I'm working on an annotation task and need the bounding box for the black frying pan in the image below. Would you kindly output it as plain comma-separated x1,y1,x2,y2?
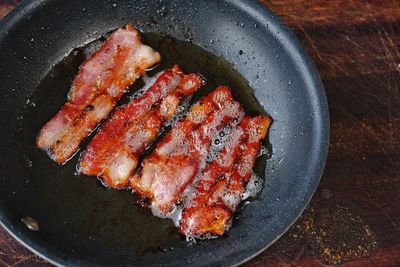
0,0,329,266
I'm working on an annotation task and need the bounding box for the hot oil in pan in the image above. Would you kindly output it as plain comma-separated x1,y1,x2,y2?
21,32,270,256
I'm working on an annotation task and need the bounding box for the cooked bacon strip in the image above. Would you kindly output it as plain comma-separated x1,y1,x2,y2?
37,24,160,164
130,86,244,214
179,117,248,237
79,65,203,188
69,24,160,107
179,115,272,237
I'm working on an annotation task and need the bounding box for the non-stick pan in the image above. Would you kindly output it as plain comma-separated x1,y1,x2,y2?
0,0,329,266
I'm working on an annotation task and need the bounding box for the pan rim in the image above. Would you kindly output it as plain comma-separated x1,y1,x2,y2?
226,1,329,265
0,0,330,266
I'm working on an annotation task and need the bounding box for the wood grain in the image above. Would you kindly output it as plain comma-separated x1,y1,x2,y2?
1,0,400,266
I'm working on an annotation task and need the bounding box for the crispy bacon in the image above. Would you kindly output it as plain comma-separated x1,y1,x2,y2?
79,65,203,188
130,86,244,214
179,115,272,237
37,24,160,164
129,86,233,195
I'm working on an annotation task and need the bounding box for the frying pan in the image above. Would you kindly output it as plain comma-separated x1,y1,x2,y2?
0,0,329,266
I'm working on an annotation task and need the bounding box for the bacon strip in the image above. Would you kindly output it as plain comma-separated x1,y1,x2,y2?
130,86,244,214
79,65,203,189
69,24,160,107
50,95,114,163
179,115,272,238
37,24,160,164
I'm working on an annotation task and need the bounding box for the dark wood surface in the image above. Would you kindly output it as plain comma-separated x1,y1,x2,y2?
1,0,400,266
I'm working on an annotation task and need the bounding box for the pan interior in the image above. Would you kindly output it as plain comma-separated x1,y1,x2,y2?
19,31,269,262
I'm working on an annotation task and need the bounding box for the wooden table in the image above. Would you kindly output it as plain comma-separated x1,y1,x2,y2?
1,0,399,266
